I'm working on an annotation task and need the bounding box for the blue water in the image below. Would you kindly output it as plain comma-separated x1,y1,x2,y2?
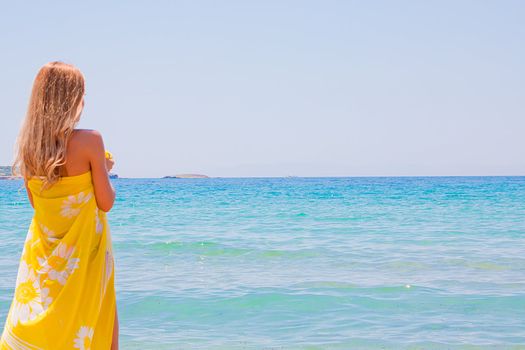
1,177,524,349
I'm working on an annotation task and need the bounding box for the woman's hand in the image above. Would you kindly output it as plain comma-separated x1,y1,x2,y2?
105,151,115,173
106,157,115,172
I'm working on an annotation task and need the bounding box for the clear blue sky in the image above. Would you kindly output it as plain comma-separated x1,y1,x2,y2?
1,1,524,177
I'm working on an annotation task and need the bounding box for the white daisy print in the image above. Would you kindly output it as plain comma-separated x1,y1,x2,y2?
39,223,55,237
39,223,60,244
24,225,34,244
101,250,113,297
60,192,92,218
95,208,103,234
10,261,46,326
40,286,53,310
37,243,80,285
105,250,114,285
73,326,94,350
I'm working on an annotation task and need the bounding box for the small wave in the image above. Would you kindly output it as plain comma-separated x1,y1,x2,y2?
141,240,321,259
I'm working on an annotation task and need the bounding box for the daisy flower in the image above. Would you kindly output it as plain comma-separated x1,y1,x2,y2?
39,223,56,237
73,326,94,350
38,243,80,285
10,261,46,326
95,208,104,234
60,192,92,218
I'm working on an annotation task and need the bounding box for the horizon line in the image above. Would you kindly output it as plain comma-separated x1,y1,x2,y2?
117,174,525,179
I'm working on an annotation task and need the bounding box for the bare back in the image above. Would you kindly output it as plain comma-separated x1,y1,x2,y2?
58,130,92,177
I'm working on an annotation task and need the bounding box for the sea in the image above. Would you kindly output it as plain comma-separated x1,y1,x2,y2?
1,177,524,349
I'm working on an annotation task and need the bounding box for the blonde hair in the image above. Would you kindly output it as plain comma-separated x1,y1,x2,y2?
13,61,85,190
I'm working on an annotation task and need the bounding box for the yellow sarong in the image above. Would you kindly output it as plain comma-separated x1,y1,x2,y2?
0,171,116,349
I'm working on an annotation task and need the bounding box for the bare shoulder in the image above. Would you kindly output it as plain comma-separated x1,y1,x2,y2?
71,129,105,155
72,129,103,142
60,129,104,176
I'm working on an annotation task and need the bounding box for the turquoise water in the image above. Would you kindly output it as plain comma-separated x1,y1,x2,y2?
1,177,524,349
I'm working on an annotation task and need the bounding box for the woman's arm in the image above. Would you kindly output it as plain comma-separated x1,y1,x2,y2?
85,130,116,212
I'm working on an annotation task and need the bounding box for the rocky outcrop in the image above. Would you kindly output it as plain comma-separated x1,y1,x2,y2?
0,166,17,179
163,174,209,179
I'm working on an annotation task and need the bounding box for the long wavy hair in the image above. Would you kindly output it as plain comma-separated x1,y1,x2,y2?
13,62,85,190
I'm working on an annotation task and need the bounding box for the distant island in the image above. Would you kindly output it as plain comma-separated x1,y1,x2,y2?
163,174,209,179
0,166,17,180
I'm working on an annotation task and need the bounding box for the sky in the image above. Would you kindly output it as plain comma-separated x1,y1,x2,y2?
0,0,524,178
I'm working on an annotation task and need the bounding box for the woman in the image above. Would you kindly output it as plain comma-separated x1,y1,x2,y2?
0,62,119,349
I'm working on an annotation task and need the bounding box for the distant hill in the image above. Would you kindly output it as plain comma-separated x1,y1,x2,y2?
0,166,12,176
163,174,209,179
0,166,16,179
